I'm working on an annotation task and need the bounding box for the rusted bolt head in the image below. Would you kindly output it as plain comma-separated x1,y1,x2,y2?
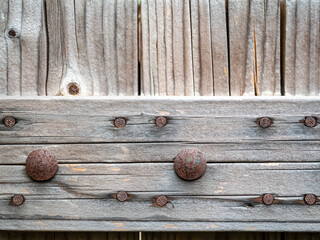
155,116,167,127
116,191,128,202
114,118,126,128
10,194,25,206
3,116,16,127
262,193,274,205
305,117,317,128
174,149,207,181
155,196,168,207
259,117,271,128
304,194,317,205
26,149,58,181
8,29,17,38
68,83,80,95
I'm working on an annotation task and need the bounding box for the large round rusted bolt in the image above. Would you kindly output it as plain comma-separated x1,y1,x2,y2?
259,117,272,128
155,116,167,127
116,191,128,202
174,149,207,181
262,193,274,205
155,196,168,207
305,117,317,128
68,83,80,95
10,194,25,206
26,149,58,181
304,194,317,205
114,118,126,128
3,116,16,128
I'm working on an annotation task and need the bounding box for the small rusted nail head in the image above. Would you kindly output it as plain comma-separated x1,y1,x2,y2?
174,149,207,181
155,116,167,127
116,191,128,202
3,116,16,127
156,196,168,207
259,117,271,128
304,194,317,205
8,29,17,37
68,83,80,95
26,149,58,181
114,118,126,128
305,116,317,128
262,193,274,205
10,194,25,206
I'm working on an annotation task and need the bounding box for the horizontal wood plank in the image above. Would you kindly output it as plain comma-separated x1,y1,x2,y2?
1,97,320,144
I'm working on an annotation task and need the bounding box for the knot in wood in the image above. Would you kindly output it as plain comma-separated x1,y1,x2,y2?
305,117,317,128
10,194,25,206
155,196,168,207
116,191,128,202
259,117,271,128
155,116,167,127
114,118,126,128
262,193,274,205
3,116,16,128
304,194,317,205
174,149,207,181
68,83,80,95
26,149,58,181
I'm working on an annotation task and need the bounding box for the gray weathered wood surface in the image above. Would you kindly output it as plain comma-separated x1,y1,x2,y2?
1,97,320,232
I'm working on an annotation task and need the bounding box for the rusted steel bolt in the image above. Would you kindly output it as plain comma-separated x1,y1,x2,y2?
259,117,272,128
116,191,128,202
155,196,168,207
3,116,16,127
26,149,58,181
304,117,317,128
68,83,80,95
114,118,126,128
304,194,317,205
10,194,25,206
262,193,274,205
174,149,207,181
155,116,167,127
8,29,17,38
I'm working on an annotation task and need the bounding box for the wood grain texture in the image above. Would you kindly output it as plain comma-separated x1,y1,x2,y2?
283,0,320,96
0,0,138,97
1,97,320,144
141,0,228,96
228,0,281,96
46,0,138,96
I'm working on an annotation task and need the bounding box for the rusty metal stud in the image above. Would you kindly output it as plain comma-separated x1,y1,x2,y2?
155,116,167,127
10,194,25,206
262,193,274,205
305,116,317,128
8,29,17,38
68,83,80,95
174,149,207,181
304,194,317,205
26,149,58,181
114,118,126,128
3,116,16,128
116,191,128,202
259,117,271,128
155,196,168,207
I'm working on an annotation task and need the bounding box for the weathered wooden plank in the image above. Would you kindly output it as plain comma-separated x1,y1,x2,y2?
0,0,8,96
1,162,320,198
1,97,320,144
228,0,281,96
46,0,138,96
141,0,228,96
2,140,320,165
284,0,320,96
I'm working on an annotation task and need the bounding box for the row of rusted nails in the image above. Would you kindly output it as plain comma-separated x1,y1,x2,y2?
9,193,318,207
2,116,319,128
